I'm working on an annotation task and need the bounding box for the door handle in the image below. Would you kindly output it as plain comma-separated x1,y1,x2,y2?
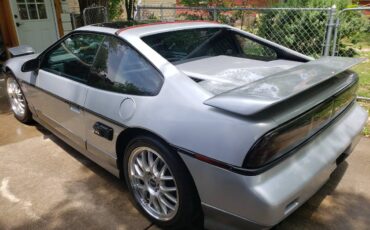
93,122,113,140
16,22,23,27
69,104,80,114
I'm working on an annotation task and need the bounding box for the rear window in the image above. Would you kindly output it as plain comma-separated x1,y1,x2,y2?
142,28,277,63
141,28,222,63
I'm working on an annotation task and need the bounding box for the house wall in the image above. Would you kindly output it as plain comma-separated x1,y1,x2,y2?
58,0,80,34
66,0,80,13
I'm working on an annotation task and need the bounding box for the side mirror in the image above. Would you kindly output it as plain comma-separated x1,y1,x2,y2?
21,58,40,72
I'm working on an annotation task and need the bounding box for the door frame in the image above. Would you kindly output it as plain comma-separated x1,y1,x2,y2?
0,0,19,55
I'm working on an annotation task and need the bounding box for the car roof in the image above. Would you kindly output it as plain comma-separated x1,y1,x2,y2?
76,21,228,39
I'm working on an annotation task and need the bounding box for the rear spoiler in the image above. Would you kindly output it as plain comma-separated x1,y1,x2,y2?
204,57,364,116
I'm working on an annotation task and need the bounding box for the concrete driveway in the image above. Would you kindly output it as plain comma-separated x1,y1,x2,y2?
0,77,370,230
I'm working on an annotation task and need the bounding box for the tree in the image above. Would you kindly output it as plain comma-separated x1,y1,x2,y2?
124,0,136,20
108,0,123,20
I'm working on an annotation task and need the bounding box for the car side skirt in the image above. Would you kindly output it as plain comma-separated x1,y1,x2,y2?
33,114,120,177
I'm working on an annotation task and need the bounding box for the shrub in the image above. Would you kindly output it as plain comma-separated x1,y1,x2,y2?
256,0,368,57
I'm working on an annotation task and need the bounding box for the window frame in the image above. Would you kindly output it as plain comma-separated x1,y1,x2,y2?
38,30,164,96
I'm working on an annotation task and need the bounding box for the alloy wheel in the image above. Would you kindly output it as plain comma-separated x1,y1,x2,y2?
128,146,179,221
7,78,26,117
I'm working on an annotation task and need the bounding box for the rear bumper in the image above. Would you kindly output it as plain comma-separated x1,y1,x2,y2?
180,103,368,229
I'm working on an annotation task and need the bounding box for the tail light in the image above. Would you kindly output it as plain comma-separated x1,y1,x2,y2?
243,82,357,169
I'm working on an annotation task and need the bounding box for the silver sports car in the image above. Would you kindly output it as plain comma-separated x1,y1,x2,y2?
4,21,368,229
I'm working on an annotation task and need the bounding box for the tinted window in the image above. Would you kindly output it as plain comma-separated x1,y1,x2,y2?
89,36,163,96
41,33,104,82
142,28,222,62
234,34,277,60
142,28,278,63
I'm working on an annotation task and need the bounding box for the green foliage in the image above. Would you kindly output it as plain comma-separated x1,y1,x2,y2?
358,101,370,137
108,0,122,20
257,10,328,57
257,0,368,57
337,11,369,56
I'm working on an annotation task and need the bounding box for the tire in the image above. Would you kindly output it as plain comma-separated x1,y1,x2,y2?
5,73,32,123
123,135,203,229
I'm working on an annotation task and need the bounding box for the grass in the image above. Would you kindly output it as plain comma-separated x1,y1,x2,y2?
358,101,370,137
356,58,370,137
351,50,370,98
342,32,370,136
344,32,370,98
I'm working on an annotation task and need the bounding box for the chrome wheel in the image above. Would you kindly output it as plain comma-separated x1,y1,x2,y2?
7,77,26,117
128,147,179,221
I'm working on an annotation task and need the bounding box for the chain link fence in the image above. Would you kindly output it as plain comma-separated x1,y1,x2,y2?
136,5,332,57
83,6,108,26
332,7,370,57
135,4,369,101
136,5,369,58
70,13,84,30
70,6,108,30
67,4,368,57
67,4,369,59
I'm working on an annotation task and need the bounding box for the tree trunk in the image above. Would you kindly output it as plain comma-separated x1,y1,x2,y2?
125,0,135,20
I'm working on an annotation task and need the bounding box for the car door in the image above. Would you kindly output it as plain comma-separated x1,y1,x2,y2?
83,36,164,174
28,33,105,150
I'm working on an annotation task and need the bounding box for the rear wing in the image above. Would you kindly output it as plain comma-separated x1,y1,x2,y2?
204,57,364,116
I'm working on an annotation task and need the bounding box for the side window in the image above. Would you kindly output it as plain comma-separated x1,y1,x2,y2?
234,34,277,61
89,36,163,96
41,33,105,83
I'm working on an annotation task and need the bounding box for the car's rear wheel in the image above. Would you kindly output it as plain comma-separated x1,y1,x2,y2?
6,74,32,123
123,136,202,229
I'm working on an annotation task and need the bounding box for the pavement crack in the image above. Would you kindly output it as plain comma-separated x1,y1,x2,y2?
144,223,154,230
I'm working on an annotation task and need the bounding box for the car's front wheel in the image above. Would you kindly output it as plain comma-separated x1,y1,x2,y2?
6,73,32,123
123,136,202,229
